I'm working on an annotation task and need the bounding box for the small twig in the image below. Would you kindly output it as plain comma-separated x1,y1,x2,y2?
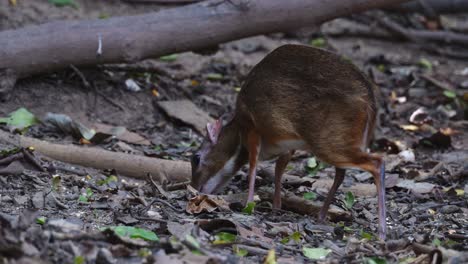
100,64,172,77
0,152,23,165
419,74,456,91
371,11,468,45
22,149,47,172
70,64,127,113
130,191,148,207
147,173,172,198
414,161,444,182
256,205,294,214
238,237,302,253
92,82,128,113
130,209,168,223
70,64,91,89
145,197,185,213
163,180,191,191
131,215,169,223
50,193,69,209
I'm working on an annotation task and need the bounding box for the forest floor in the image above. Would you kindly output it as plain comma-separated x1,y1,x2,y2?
0,1,467,263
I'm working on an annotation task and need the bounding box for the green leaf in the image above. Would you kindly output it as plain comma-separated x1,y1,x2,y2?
86,187,93,197
366,257,387,264
97,175,118,186
242,201,256,215
48,0,77,7
153,145,163,151
159,54,178,62
206,73,224,81
281,231,302,244
74,256,85,264
418,58,432,70
344,191,355,209
359,229,374,240
213,232,237,245
305,158,327,176
138,248,151,257
290,231,301,242
36,217,46,225
78,195,88,203
0,108,38,131
78,187,93,202
310,37,326,48
302,247,331,260
234,87,241,92
303,192,317,200
0,147,20,156
432,238,441,246
103,226,159,241
233,245,248,257
443,90,457,98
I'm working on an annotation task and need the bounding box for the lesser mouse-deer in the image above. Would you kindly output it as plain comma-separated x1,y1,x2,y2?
190,44,386,239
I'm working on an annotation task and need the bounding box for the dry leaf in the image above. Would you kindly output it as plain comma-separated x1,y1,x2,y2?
186,194,230,214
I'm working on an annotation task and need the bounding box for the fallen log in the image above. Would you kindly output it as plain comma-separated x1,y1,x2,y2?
0,130,191,183
392,0,468,14
0,0,410,79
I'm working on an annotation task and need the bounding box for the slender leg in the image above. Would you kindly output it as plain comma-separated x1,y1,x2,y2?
246,131,261,203
372,159,386,240
318,167,346,222
354,156,387,240
273,150,294,209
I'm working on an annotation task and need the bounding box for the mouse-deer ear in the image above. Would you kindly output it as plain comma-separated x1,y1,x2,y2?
206,119,222,144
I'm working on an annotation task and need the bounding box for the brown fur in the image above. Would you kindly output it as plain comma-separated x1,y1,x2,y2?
234,44,377,159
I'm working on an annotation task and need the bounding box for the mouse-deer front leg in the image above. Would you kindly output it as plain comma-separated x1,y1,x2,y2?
273,150,295,209
319,167,346,221
246,130,261,203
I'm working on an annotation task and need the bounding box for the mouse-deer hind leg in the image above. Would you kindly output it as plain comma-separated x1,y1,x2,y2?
333,153,386,240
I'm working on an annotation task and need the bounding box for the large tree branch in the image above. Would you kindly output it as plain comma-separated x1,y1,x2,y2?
0,130,190,183
0,0,410,78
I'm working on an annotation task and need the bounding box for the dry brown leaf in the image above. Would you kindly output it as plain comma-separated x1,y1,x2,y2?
186,194,230,214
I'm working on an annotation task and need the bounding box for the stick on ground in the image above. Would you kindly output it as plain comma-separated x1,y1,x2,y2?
0,130,190,183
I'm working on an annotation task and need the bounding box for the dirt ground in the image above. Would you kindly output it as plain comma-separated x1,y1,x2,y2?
0,1,467,264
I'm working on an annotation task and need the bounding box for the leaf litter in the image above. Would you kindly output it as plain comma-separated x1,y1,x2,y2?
0,5,467,264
